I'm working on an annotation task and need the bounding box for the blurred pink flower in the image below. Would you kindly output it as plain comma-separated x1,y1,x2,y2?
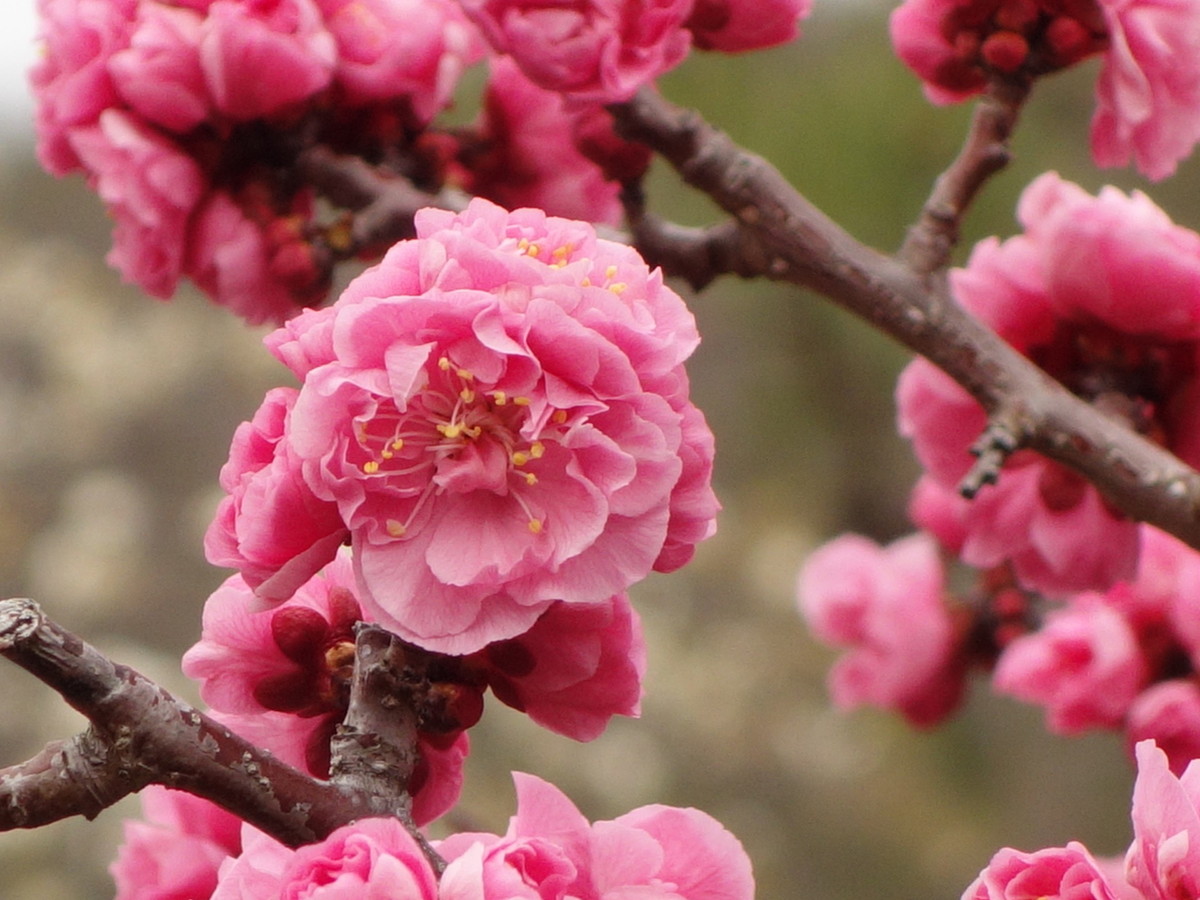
204,386,349,601
457,0,695,103
963,842,1124,900
1126,739,1200,900
212,817,438,899
109,3,210,133
30,0,137,174
889,0,1200,179
463,56,629,226
1127,681,1200,777
687,0,810,52
898,172,1200,595
993,597,1149,732
797,532,965,727
198,0,336,120
67,109,205,298
111,786,242,900
225,198,716,653
317,0,485,122
438,773,755,899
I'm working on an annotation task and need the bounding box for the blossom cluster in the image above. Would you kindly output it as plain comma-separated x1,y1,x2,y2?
889,0,1200,179
962,740,1200,900
32,0,811,324
799,173,1200,775
111,775,755,899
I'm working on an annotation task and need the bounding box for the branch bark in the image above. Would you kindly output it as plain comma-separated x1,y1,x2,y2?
609,88,1200,548
0,598,410,847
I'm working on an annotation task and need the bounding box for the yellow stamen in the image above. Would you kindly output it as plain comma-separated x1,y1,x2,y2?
581,277,591,287
512,451,529,467
492,391,507,405
460,388,476,403
530,442,545,459
528,518,543,534
609,282,628,295
527,243,540,258
438,356,451,371
523,472,538,486
386,520,407,538
391,439,404,451
363,460,380,474
552,244,572,260
439,423,464,439
513,396,531,407
456,368,473,381
552,409,568,425
605,265,618,280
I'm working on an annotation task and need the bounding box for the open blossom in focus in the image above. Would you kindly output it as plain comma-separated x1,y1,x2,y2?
213,198,717,654
212,818,438,900
797,532,966,727
686,0,811,51
889,0,1200,179
457,0,695,103
437,773,755,900
111,786,243,900
898,172,1200,595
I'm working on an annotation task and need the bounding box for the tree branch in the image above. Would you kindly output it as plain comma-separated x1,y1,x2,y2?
0,598,407,847
609,88,1200,548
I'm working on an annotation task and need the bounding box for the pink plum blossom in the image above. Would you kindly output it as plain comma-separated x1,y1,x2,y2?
992,597,1149,732
1127,681,1200,777
212,817,438,899
478,593,645,741
198,0,336,121
30,0,137,174
204,386,349,601
462,56,630,226
963,842,1124,900
438,773,755,899
898,172,1200,595
317,0,485,123
797,532,965,727
457,0,695,104
1126,739,1200,900
110,786,243,900
218,198,717,654
109,3,210,133
686,0,811,52
67,109,205,298
889,0,1200,179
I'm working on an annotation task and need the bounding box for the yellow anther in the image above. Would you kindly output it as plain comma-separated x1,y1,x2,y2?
605,265,618,280
552,244,571,260
512,451,530,467
530,442,545,459
456,368,474,381
523,472,538,486
381,449,394,460
391,439,404,451
459,388,476,403
465,425,482,438
440,423,464,439
608,282,628,295
438,356,452,370
581,277,591,287
528,518,543,534
363,460,380,474
386,520,407,538
527,243,540,258
513,396,531,407
492,391,507,405
552,409,568,425
518,238,530,252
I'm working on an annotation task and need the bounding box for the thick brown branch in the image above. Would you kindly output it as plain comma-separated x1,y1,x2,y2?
0,598,404,846
609,88,1200,548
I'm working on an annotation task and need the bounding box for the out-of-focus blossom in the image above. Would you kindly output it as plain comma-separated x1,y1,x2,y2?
687,0,810,52
457,0,695,103
993,597,1149,732
898,172,1200,594
111,786,242,900
109,3,209,132
1126,740,1200,900
963,842,1125,900
797,532,965,726
889,0,1200,179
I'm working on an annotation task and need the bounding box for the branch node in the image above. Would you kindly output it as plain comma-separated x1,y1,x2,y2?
961,419,1024,498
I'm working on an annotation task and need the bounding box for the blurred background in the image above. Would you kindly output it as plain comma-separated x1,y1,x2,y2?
3,0,1199,896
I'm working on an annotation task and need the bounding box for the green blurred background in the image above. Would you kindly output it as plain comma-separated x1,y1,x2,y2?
2,0,1197,896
